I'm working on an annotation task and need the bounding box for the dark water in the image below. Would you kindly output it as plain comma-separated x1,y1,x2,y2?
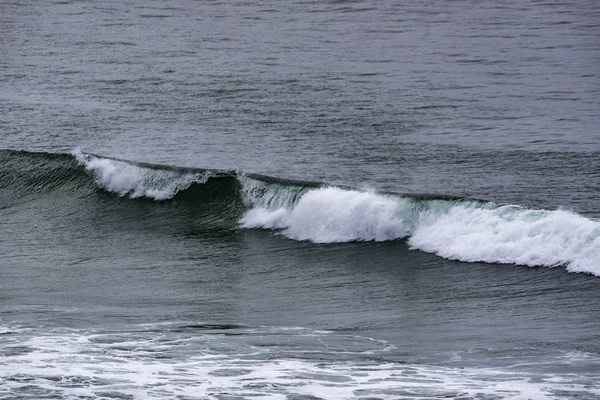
1,1,600,399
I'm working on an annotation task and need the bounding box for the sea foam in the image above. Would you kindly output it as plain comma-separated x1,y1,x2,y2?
409,205,600,275
72,151,600,275
73,150,209,200
2,324,598,400
240,183,600,275
241,187,416,242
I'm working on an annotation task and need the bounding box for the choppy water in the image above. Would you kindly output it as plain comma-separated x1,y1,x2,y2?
1,1,600,399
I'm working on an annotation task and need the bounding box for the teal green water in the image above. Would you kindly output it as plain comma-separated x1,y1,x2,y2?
1,1,599,398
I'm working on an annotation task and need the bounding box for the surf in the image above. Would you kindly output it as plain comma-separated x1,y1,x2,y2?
71,150,600,276
1,149,598,276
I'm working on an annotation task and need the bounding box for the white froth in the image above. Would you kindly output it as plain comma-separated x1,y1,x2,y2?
409,205,600,275
1,326,598,400
72,150,208,200
240,182,600,275
241,187,414,242
70,152,600,275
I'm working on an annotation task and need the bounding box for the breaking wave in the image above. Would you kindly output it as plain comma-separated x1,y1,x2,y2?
1,149,599,276
73,151,215,200
240,187,599,275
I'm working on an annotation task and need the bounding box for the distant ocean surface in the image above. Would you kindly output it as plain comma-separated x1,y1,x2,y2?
1,1,599,399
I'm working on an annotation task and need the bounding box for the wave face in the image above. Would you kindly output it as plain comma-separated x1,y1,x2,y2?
1,149,599,276
241,188,600,275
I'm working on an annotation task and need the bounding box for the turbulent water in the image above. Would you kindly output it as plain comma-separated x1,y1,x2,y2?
1,0,600,399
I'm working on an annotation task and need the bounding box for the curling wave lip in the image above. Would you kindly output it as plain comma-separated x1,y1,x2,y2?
70,150,600,276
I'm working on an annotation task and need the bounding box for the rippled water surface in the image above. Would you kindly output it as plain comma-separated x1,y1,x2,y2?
1,1,599,399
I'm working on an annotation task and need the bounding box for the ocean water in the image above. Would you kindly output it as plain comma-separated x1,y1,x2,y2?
1,1,600,399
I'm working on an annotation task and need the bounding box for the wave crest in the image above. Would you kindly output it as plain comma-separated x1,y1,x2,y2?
241,187,416,242
73,150,217,200
2,149,598,276
240,184,600,275
409,205,600,275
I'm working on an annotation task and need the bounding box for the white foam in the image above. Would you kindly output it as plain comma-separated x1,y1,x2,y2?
409,205,600,275
241,187,415,242
1,326,598,400
240,185,600,275
72,150,208,200
70,152,600,275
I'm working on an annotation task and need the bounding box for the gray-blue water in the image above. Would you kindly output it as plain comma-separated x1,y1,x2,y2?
1,1,600,398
